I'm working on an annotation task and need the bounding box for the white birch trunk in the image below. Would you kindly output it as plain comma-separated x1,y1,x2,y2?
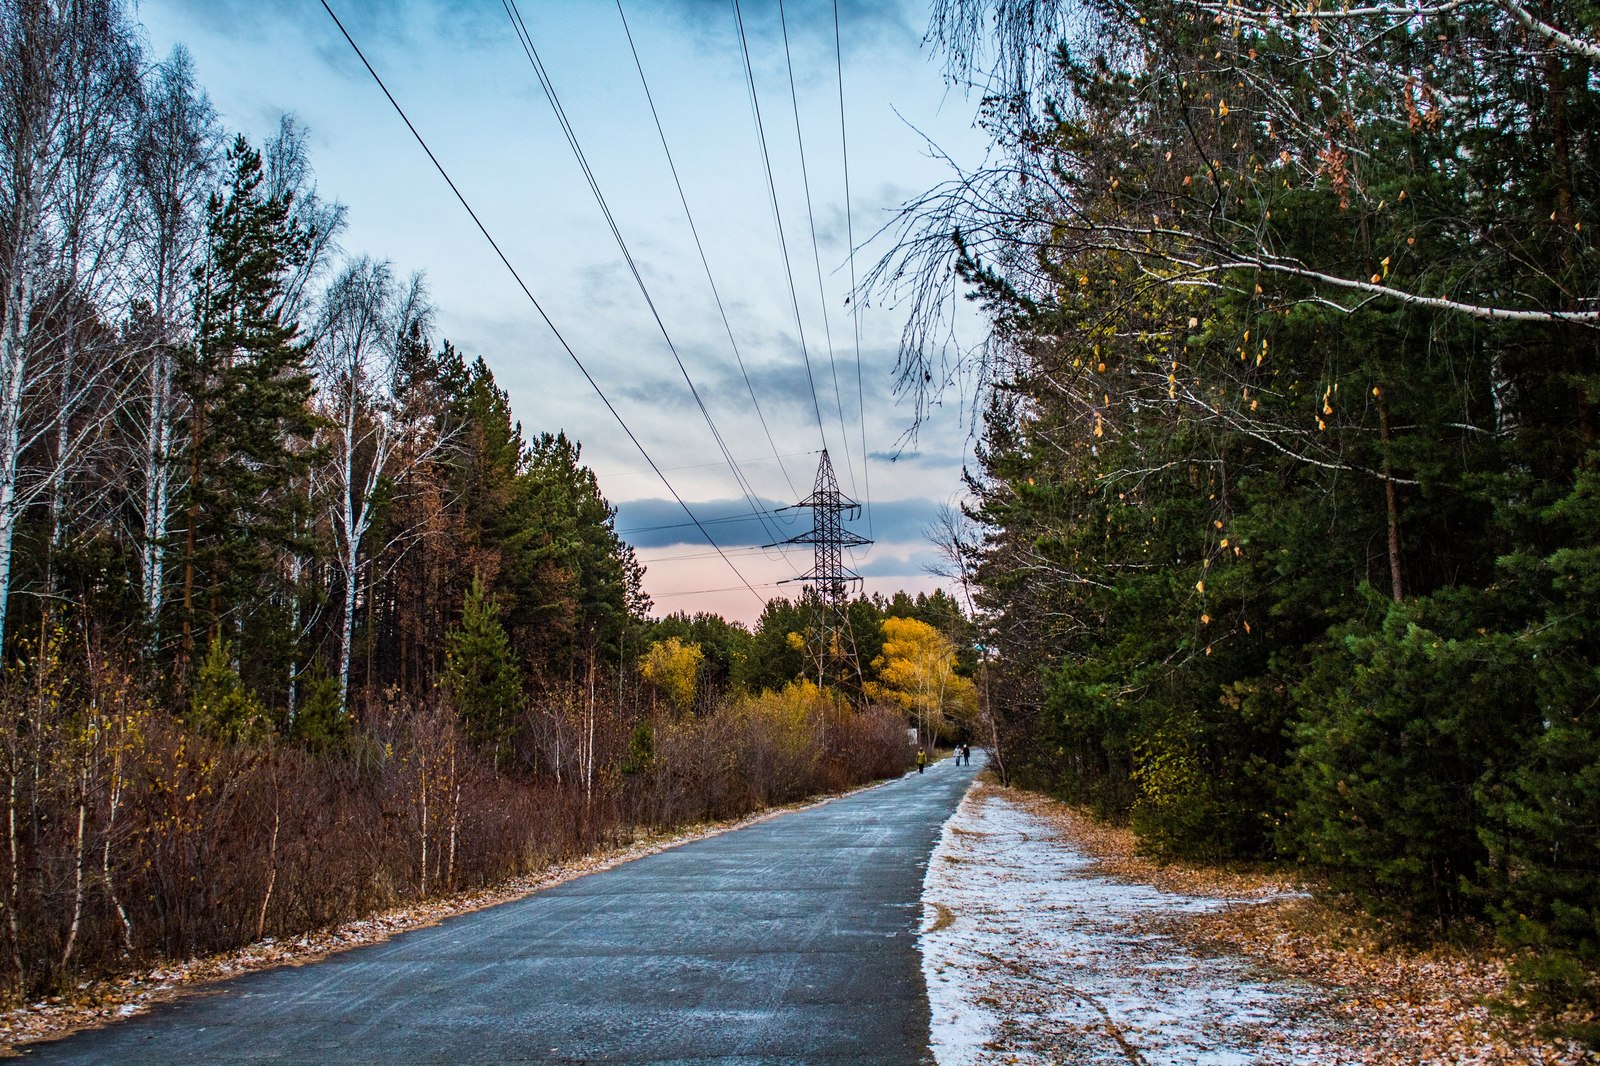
0,293,32,651
140,347,176,644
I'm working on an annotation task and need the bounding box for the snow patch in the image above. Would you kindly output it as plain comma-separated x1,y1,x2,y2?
920,786,1348,1065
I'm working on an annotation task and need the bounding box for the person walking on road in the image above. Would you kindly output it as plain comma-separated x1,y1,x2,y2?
916,748,927,774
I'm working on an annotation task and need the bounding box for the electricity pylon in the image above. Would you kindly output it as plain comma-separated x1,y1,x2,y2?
769,449,871,690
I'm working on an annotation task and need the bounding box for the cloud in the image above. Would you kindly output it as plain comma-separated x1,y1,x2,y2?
615,494,937,548
851,547,945,578
652,0,916,60
163,0,505,51
867,447,966,467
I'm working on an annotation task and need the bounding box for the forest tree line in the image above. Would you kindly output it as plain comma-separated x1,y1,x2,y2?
892,0,1600,1025
0,0,982,1002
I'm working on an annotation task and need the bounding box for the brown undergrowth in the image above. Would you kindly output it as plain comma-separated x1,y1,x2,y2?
0,778,889,1058
994,783,1596,1066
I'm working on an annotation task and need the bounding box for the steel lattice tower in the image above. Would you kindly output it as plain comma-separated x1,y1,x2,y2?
771,449,871,689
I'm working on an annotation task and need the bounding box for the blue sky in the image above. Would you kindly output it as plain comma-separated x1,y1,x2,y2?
135,0,990,622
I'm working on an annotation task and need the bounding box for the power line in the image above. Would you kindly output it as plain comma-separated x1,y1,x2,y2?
593,449,818,482
637,544,795,565
833,0,873,538
618,508,794,536
502,0,796,556
614,0,802,504
317,0,767,607
776,0,860,504
731,0,828,451
653,581,787,600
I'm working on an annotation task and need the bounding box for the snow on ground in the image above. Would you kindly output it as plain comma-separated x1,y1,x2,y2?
920,782,1351,1065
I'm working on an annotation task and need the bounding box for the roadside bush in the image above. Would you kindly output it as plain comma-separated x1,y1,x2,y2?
0,645,908,1004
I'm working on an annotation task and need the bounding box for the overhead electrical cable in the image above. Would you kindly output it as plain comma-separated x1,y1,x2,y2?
775,0,860,503
653,582,787,599
636,544,794,565
731,0,829,451
318,0,767,606
614,0,801,503
618,508,795,536
502,0,798,554
594,448,817,482
832,0,873,537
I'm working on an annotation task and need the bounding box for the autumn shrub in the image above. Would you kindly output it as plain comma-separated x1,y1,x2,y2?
624,683,911,829
0,644,909,1005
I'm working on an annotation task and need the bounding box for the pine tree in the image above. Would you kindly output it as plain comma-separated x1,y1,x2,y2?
443,575,522,762
175,133,317,681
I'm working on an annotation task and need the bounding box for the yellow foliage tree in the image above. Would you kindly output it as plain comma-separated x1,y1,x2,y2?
640,636,704,714
864,617,978,743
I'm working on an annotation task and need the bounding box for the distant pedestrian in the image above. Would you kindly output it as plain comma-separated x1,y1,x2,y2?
961,742,971,766
916,748,927,774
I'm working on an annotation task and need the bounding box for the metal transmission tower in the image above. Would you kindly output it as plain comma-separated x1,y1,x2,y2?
771,449,871,689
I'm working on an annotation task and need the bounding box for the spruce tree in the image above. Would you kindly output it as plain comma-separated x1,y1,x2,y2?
443,575,523,761
176,133,317,682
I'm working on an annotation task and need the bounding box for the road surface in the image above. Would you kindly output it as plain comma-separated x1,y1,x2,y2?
21,756,979,1065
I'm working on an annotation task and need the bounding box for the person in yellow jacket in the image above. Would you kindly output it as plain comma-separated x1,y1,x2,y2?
916,748,927,774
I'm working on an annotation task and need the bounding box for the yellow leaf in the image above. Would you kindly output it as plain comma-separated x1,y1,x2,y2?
1201,613,1212,624
1196,579,1206,593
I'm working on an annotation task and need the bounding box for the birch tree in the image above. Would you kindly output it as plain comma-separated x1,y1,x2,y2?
126,45,220,650
0,0,140,650
313,259,434,714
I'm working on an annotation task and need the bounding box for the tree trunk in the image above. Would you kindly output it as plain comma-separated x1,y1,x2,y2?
5,755,24,993
1378,395,1404,603
0,275,34,652
256,774,280,941
58,765,88,979
140,347,175,653
338,540,358,716
446,736,458,893
101,742,132,955
418,759,430,897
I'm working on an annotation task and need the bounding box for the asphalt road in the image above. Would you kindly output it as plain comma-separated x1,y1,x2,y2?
21,755,980,1065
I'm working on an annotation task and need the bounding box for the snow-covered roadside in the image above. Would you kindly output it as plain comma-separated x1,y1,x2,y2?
920,780,1351,1065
